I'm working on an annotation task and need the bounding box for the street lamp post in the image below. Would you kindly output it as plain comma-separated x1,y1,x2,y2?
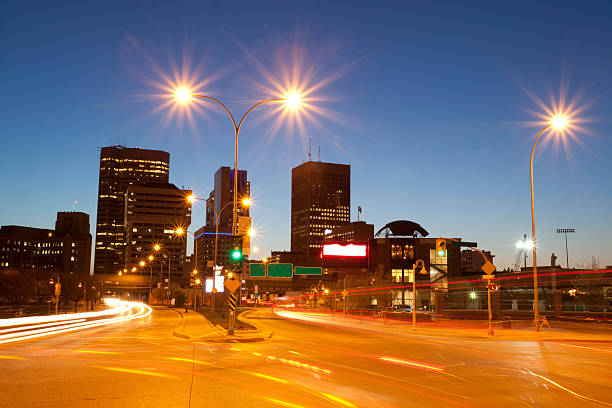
146,255,154,303
529,115,567,331
154,244,171,304
175,90,300,236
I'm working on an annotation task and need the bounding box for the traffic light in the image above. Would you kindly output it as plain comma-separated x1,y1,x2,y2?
230,235,243,264
436,238,447,257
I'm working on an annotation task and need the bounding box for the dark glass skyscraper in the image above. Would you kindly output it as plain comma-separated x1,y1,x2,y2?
94,146,170,274
291,161,350,260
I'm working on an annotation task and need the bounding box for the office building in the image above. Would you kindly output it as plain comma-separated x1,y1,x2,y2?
324,221,374,243
291,161,350,261
0,212,92,275
208,166,250,230
124,183,191,279
461,249,494,274
94,146,170,274
193,225,234,272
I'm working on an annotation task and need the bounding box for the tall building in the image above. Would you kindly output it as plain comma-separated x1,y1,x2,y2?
0,212,92,275
193,166,250,274
461,249,494,274
124,183,191,279
193,225,234,273
324,221,374,243
94,146,170,274
210,166,250,230
291,161,350,260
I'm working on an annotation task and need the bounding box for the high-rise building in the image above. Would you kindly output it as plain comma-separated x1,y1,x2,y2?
291,161,350,260
207,167,250,230
193,225,234,273
194,166,250,273
124,183,191,279
0,212,92,275
324,221,374,243
94,146,170,274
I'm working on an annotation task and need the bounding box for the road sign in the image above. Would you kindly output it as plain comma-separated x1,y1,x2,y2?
224,278,241,292
482,274,495,280
481,260,496,275
449,241,477,247
268,263,293,278
228,292,237,311
294,266,322,275
249,263,266,277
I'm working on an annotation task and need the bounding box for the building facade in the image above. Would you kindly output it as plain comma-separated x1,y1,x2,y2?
324,221,374,243
124,183,191,280
291,161,350,262
0,212,92,275
94,146,170,274
193,225,235,273
461,249,494,274
210,167,250,230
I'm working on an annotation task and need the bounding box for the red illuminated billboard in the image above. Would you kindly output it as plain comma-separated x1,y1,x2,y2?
322,243,368,257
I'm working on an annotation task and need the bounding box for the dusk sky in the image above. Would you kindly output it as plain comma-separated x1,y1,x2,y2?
1,1,611,271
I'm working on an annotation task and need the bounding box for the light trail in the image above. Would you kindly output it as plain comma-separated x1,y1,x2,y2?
0,299,152,345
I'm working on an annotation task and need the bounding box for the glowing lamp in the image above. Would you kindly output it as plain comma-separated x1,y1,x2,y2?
175,87,192,103
551,115,567,130
286,93,301,108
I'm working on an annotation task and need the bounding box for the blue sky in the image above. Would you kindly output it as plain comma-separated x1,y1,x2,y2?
1,1,611,270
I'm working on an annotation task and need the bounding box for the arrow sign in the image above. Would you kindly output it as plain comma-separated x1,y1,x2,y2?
224,278,241,292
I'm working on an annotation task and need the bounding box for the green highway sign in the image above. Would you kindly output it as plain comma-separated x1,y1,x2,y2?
294,266,322,275
449,241,477,247
268,263,293,278
249,263,266,278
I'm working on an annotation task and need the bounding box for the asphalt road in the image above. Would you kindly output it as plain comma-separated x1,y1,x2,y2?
0,307,610,407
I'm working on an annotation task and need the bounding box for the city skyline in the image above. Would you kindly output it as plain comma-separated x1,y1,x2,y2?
1,1,612,271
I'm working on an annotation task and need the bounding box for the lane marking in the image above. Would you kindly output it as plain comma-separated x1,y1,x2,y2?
0,355,26,360
524,368,612,406
378,356,444,372
250,372,290,384
95,366,175,379
265,397,306,408
73,350,121,355
321,392,357,407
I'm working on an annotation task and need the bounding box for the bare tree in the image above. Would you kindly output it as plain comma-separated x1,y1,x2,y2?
0,268,36,307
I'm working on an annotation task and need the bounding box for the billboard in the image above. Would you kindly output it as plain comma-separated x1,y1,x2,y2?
321,242,369,268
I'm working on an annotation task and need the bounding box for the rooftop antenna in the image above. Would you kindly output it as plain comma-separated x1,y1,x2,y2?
308,136,312,161
318,144,321,161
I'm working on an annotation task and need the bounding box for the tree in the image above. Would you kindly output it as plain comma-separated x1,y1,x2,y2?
0,268,36,307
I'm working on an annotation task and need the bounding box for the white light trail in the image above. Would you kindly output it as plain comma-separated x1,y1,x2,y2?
0,299,152,345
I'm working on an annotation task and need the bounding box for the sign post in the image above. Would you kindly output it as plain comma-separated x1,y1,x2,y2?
482,274,495,335
412,259,425,330
224,278,241,335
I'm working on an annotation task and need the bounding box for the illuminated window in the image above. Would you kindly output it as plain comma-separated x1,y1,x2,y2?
391,244,403,259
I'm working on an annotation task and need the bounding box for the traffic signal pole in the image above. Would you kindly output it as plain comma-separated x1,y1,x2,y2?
440,237,497,335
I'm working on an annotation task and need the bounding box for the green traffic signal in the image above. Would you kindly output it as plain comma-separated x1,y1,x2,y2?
231,249,242,260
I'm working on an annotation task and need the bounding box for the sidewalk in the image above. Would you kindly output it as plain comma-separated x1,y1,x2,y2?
274,309,612,343
166,307,269,342
162,307,219,339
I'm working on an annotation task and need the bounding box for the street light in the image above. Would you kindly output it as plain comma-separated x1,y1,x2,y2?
529,115,568,331
174,88,301,235
153,244,172,303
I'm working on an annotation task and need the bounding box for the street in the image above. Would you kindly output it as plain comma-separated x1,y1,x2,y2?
0,307,610,407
